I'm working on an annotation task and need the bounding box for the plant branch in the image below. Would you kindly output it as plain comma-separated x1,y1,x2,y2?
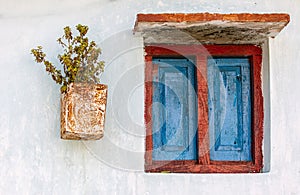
31,24,105,93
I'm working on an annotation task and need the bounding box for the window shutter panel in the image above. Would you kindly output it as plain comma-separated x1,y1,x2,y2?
152,58,197,161
208,58,252,161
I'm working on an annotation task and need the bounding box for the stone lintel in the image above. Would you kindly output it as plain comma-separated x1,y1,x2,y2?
134,13,290,44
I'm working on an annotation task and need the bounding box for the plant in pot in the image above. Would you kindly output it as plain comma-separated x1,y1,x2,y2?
31,24,107,140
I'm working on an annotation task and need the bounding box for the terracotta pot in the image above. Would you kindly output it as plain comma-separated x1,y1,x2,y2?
60,83,108,140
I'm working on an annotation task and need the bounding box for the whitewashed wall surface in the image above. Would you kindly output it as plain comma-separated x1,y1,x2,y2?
0,0,299,194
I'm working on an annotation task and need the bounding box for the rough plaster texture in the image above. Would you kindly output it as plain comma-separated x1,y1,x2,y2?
134,13,289,44
0,0,299,194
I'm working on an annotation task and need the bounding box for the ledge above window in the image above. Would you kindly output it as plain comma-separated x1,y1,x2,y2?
134,13,290,44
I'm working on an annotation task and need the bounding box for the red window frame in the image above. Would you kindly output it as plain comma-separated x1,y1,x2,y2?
144,45,263,173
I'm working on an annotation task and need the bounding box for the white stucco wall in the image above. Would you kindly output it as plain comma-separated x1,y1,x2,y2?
0,0,299,194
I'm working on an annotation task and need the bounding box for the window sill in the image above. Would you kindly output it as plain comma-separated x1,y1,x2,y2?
146,162,261,173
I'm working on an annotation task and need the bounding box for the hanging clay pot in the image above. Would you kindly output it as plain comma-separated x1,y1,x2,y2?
60,83,108,140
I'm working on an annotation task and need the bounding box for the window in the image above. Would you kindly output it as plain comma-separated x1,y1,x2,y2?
145,45,263,173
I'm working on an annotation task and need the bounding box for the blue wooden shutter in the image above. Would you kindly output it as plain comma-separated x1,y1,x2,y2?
208,58,252,161
152,58,197,161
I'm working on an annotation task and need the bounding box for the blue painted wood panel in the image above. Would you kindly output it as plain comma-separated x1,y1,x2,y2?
208,58,252,161
152,58,197,161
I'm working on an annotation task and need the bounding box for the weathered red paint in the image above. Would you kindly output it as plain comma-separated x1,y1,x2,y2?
252,54,264,170
146,163,261,173
144,45,264,173
135,13,290,31
144,55,153,166
196,54,210,165
136,13,290,23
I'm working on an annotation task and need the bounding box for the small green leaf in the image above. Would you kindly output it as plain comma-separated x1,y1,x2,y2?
61,85,67,93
